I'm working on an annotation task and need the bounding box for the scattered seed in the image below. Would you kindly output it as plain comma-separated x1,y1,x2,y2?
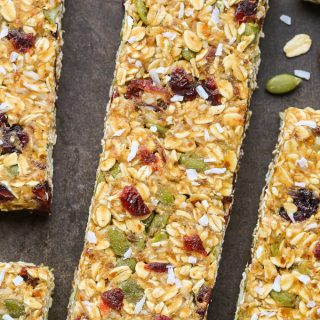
266,74,301,94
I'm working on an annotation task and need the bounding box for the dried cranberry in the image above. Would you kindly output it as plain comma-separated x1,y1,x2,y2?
279,188,320,222
183,235,207,256
201,78,221,106
7,30,35,53
145,262,169,273
235,0,258,23
101,288,124,311
153,315,172,320
0,184,14,202
206,46,217,63
32,182,52,214
169,68,197,101
75,315,89,320
19,268,39,288
313,242,320,259
313,126,320,136
139,147,157,165
195,285,211,319
120,185,150,217
0,114,29,155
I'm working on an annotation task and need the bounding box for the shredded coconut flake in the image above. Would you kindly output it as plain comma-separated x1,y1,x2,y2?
134,295,146,314
135,60,142,67
127,140,139,162
0,27,8,39
294,69,311,80
10,52,19,63
216,43,223,56
204,167,226,175
295,120,317,128
0,102,12,112
13,276,24,286
256,246,263,258
3,315,14,320
150,125,157,132
305,223,318,231
297,157,308,169
287,211,296,223
229,37,236,45
272,275,281,292
0,66,6,75
185,8,194,17
0,270,5,286
307,300,316,308
215,123,224,133
198,214,209,226
251,314,258,320
204,158,216,163
113,129,126,137
149,69,161,85
260,311,276,317
188,256,197,264
280,14,292,25
170,95,184,102
211,7,220,24
186,169,198,181
298,274,311,285
196,85,209,100
202,199,209,208
254,286,264,295
294,181,306,187
87,231,97,244
204,129,210,142
127,16,134,28
128,36,137,44
178,2,185,18
167,266,176,284
123,247,132,259
163,32,176,41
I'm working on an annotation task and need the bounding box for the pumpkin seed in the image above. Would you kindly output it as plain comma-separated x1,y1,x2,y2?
135,0,148,25
44,6,60,24
4,299,25,317
120,278,144,303
116,258,137,272
107,228,130,256
270,290,297,308
182,48,196,61
266,74,301,94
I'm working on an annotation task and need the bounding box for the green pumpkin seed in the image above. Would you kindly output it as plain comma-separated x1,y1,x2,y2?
107,228,130,256
270,290,297,308
147,211,170,236
116,258,137,272
4,299,25,317
179,154,207,172
109,162,120,178
120,278,144,303
146,123,168,136
152,231,168,242
8,164,19,176
156,187,174,205
296,261,311,275
135,0,148,25
244,23,260,38
266,74,301,94
44,6,61,24
182,48,196,61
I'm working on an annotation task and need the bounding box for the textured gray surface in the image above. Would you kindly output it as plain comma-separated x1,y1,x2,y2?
0,1,319,319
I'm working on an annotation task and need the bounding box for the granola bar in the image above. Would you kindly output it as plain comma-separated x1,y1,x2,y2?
67,0,268,319
0,261,54,319
236,107,320,320
0,0,64,214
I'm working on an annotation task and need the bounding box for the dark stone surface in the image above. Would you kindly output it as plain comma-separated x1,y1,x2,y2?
0,1,319,319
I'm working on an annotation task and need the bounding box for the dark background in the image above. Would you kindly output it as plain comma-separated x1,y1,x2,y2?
0,0,319,319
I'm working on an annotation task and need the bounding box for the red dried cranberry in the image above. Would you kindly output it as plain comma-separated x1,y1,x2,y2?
235,0,258,23
183,235,207,256
169,68,197,101
7,30,35,53
145,262,169,273
32,182,52,214
279,188,319,222
206,46,217,62
75,315,89,320
0,184,14,202
101,288,124,311
197,284,211,304
139,147,157,165
153,315,172,320
313,242,320,260
19,268,39,288
120,185,150,217
313,126,320,136
201,78,221,106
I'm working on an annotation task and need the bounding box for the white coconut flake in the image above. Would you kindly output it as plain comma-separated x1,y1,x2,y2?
188,256,197,264
295,120,317,128
204,129,210,142
196,85,209,100
0,270,6,286
215,123,224,133
163,32,176,41
24,71,40,81
202,199,209,208
211,7,220,24
178,2,185,18
128,36,137,44
204,158,216,163
13,276,24,286
134,295,146,314
318,308,320,315
294,69,311,80
0,102,12,112
127,140,139,162
186,169,198,181
170,95,184,102
256,246,263,259
305,223,318,231
3,315,14,320
135,60,142,67
215,43,223,56
150,125,157,132
251,314,258,320
280,14,292,25
10,52,19,63
198,214,209,226
123,247,132,259
0,66,6,75
254,286,264,295
0,27,8,39
113,129,126,137
307,300,316,308
149,69,161,85
297,157,308,169
298,274,311,285
127,16,134,28
185,8,194,17
167,266,176,284
229,37,236,45
204,167,226,175
272,275,281,292
287,212,296,223
260,311,276,317
154,67,167,74
294,182,306,187
87,231,97,244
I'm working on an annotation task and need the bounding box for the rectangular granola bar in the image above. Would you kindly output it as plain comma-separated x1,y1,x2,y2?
236,107,320,319
0,261,54,319
67,0,268,319
0,0,64,213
